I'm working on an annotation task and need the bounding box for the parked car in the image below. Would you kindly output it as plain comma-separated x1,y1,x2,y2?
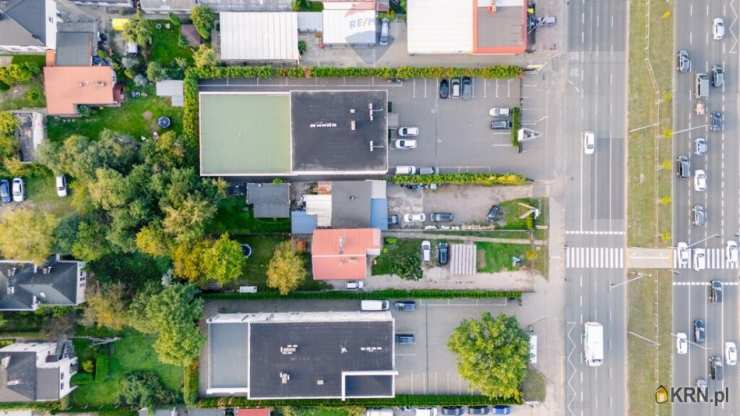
487,205,502,221
11,177,24,202
418,167,437,175
421,240,431,262
676,155,690,178
694,137,707,155
584,131,595,155
438,241,449,266
710,280,723,303
55,174,68,197
726,240,738,265
468,407,490,415
395,166,417,175
461,77,472,99
441,407,464,416
379,18,390,45
714,17,725,40
726,342,737,366
431,212,454,222
404,213,426,222
451,78,461,98
677,241,691,268
694,319,706,344
394,139,418,149
712,64,725,87
394,300,416,311
710,355,723,380
676,332,688,355
346,280,364,290
694,248,707,271
492,406,511,415
710,111,723,131
489,107,510,117
439,79,450,99
490,119,512,130
694,169,707,191
677,49,692,72
398,127,420,137
0,179,10,203
692,204,706,226
395,334,415,345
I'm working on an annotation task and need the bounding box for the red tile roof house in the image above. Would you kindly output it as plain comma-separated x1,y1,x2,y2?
237,409,271,416
43,63,121,116
311,228,382,280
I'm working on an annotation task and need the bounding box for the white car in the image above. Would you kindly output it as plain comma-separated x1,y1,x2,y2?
676,332,688,355
726,342,737,365
694,170,707,192
726,240,738,266
421,240,431,262
55,174,68,197
693,248,707,271
346,280,364,289
398,127,419,137
394,139,418,149
489,107,510,117
584,131,595,155
677,242,691,268
403,213,426,223
11,177,24,202
714,17,725,40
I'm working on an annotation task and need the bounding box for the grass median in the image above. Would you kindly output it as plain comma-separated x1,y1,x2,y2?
627,0,674,247
627,270,672,416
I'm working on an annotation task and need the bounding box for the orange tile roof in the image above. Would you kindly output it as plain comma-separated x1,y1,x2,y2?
237,409,271,416
44,66,118,116
311,228,381,280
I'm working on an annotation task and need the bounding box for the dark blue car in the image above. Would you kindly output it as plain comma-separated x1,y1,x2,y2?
492,406,511,415
0,179,10,203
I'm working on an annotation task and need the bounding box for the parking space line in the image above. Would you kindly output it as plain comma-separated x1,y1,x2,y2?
507,79,511,97
412,79,416,98
495,80,500,97
483,79,487,98
423,79,428,98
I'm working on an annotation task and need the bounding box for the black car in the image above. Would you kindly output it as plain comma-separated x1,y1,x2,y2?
395,334,415,345
676,155,690,178
395,300,416,311
710,112,723,131
487,205,502,221
431,212,454,222
694,319,706,344
438,241,449,266
710,280,723,303
710,355,723,380
439,79,450,99
468,407,491,415
490,119,512,130
441,407,465,416
0,179,10,203
461,77,472,99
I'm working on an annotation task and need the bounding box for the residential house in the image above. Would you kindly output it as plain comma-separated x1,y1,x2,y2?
246,183,290,218
311,228,382,281
0,0,57,53
0,255,86,311
0,341,78,402
43,64,120,116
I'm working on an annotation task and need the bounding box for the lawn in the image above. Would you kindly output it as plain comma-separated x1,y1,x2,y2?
46,96,183,142
150,20,193,67
71,329,183,408
497,198,546,230
372,238,422,276
475,242,537,273
627,270,672,416
25,169,75,218
210,197,291,235
0,54,46,111
627,0,673,247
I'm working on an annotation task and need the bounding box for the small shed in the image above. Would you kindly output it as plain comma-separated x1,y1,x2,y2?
450,243,476,275
156,80,184,107
246,183,290,218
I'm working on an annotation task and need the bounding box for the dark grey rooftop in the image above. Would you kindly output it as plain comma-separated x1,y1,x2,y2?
56,32,93,66
331,181,372,228
209,323,248,389
0,0,47,47
291,91,388,174
476,6,525,49
0,351,36,402
0,259,82,311
248,320,393,399
246,183,290,218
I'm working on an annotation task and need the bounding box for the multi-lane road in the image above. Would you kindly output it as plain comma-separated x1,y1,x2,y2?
673,0,740,414
563,0,628,416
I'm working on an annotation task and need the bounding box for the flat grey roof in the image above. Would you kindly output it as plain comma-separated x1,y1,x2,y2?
331,181,372,228
246,183,290,218
56,32,93,66
249,320,393,399
291,90,388,174
476,6,525,49
209,323,248,389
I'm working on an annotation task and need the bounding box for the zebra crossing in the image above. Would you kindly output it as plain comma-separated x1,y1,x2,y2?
673,248,738,269
565,247,624,269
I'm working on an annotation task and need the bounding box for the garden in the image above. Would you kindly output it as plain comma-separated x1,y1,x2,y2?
371,237,423,280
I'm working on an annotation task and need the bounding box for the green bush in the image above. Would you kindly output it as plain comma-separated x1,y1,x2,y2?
82,359,95,374
183,361,199,405
298,40,307,55
0,62,41,86
390,173,529,186
510,107,521,147
72,372,95,385
196,394,518,408
95,355,110,380
204,289,522,300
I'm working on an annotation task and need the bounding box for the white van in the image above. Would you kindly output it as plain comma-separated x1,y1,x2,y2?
414,409,438,416
584,321,604,367
366,409,393,416
361,300,390,311
395,165,417,175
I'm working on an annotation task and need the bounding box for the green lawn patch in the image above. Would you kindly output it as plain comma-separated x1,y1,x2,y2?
71,329,183,408
25,169,75,218
10,54,45,69
476,242,528,272
0,83,44,111
372,238,422,279
498,198,543,230
210,197,290,234
232,235,286,287
47,96,182,142
150,20,193,66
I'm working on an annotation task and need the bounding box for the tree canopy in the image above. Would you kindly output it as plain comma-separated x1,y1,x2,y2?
191,6,216,40
122,12,153,47
0,208,59,265
203,233,244,284
266,240,306,295
447,312,529,399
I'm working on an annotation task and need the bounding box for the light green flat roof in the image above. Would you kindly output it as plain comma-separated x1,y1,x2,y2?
199,93,291,175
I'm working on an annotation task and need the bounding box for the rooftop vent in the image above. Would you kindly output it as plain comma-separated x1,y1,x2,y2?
1,356,10,369
316,379,324,385
8,267,16,277
6,286,14,295
350,120,356,131
279,371,290,384
280,344,298,355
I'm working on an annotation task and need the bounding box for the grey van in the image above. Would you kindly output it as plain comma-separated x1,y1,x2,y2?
419,167,437,175
696,73,710,98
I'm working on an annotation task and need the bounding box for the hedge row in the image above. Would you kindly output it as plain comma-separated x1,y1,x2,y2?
203,289,522,300
183,360,200,405
390,173,529,186
196,394,519,408
510,107,522,147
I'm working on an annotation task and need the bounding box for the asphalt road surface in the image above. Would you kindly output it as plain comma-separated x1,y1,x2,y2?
563,1,628,416
673,0,740,414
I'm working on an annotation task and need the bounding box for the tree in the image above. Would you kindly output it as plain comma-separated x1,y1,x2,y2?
162,195,216,244
0,208,59,265
122,12,152,47
119,372,177,408
266,240,306,295
129,284,204,366
193,45,218,69
203,233,244,284
172,240,208,282
135,222,169,257
0,111,18,135
146,61,168,82
71,218,111,262
447,313,529,399
82,282,129,330
191,5,216,40
88,168,132,210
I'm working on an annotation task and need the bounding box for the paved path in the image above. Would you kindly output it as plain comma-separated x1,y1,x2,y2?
383,231,546,246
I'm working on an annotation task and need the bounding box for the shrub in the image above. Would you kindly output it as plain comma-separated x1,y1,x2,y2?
72,372,94,385
510,107,521,147
119,372,178,409
183,360,199,405
390,173,529,186
95,355,110,380
81,359,95,374
298,40,307,55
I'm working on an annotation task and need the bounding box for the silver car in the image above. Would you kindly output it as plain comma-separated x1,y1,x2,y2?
694,137,707,155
